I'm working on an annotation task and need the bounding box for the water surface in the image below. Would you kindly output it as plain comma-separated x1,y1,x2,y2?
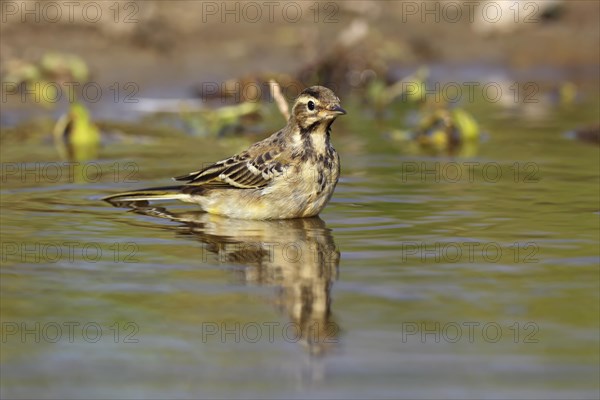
1,97,599,399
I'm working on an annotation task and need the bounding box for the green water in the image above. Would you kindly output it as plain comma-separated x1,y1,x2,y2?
1,99,599,399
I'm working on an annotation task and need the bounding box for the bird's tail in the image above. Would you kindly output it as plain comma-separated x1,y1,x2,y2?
102,185,189,204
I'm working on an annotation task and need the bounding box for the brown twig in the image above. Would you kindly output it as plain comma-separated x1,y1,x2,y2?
269,79,290,121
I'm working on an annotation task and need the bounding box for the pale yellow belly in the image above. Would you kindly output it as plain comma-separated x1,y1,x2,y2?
186,163,339,220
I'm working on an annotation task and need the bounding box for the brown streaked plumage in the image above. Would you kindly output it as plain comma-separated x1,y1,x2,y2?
103,86,346,220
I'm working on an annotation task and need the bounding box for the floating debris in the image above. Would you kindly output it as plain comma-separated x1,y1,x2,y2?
181,101,262,137
389,107,482,155
565,123,600,145
366,67,429,110
4,52,89,86
53,102,100,162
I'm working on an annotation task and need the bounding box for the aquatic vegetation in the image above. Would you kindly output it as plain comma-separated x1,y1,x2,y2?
366,67,429,110
178,101,262,137
53,102,101,162
388,107,481,156
3,52,89,109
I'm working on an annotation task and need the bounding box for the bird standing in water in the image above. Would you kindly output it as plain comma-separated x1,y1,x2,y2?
103,86,346,220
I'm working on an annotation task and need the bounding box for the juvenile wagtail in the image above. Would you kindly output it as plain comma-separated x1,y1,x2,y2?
103,86,346,220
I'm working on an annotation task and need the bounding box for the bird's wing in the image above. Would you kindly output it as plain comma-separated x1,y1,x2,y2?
173,148,286,189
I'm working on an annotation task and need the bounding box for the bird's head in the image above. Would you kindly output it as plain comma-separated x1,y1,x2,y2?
291,86,346,130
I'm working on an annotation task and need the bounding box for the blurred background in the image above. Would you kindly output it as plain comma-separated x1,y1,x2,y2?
1,1,599,399
1,0,598,143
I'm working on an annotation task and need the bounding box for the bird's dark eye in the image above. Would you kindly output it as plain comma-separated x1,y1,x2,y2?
307,101,315,111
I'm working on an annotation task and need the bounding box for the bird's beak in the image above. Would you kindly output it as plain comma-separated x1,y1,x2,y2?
328,104,347,115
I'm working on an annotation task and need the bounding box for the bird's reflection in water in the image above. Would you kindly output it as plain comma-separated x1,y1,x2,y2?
115,201,341,355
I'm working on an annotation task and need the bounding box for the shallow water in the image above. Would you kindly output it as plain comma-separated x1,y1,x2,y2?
1,96,599,399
